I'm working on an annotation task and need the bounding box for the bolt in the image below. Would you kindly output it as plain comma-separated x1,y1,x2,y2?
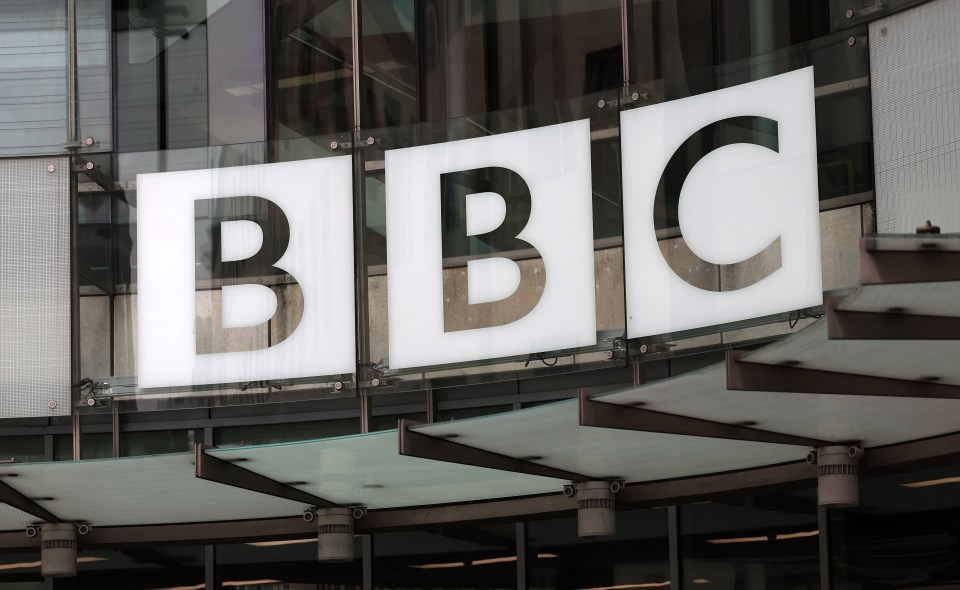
880,26,888,36
86,398,96,407
631,92,640,101
329,141,339,150
847,36,856,46
371,378,381,387
84,161,94,171
83,137,95,146
845,8,854,19
597,99,606,109
46,164,56,173
366,136,375,145
605,350,614,359
334,381,343,391
47,401,57,409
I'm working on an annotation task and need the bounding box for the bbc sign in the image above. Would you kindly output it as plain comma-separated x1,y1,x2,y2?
137,68,822,388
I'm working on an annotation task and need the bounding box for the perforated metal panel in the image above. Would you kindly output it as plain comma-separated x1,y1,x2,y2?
0,157,71,417
870,0,960,233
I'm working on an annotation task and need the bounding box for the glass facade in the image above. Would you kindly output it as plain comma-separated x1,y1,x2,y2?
0,0,958,588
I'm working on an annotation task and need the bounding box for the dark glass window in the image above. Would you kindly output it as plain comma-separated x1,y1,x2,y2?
217,538,362,588
528,510,670,589
121,429,200,456
681,493,820,588
0,436,44,463
58,547,204,589
831,465,960,588
215,419,360,447
374,524,517,589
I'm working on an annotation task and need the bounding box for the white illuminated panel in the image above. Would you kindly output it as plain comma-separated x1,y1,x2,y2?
621,67,822,337
386,120,597,369
137,158,355,388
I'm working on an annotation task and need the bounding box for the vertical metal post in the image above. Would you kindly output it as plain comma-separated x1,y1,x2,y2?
515,522,528,590
66,0,79,145
362,534,374,590
668,506,682,589
205,544,219,590
111,405,120,457
819,505,832,589
426,387,437,423
633,361,644,387
349,0,374,420
44,434,55,462
360,395,372,433
72,415,81,461
203,427,215,447
620,0,632,86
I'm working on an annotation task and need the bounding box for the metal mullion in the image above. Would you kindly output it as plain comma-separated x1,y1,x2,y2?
818,505,832,589
668,506,682,589
515,522,528,590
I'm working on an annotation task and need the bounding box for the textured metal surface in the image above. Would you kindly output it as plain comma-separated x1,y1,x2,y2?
871,0,960,233
0,157,71,417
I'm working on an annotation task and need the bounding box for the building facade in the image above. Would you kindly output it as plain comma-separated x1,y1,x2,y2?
2,0,960,587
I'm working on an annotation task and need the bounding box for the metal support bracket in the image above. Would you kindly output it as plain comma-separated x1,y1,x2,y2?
398,420,591,482
0,475,60,523
194,444,336,507
579,389,831,448
827,296,960,340
726,349,960,399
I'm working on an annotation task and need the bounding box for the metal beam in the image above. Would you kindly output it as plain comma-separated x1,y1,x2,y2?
726,350,960,399
398,420,590,482
0,476,59,523
861,238,960,285
827,296,960,340
194,444,335,507
579,390,832,447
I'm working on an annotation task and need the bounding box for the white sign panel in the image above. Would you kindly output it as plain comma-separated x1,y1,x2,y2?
621,67,822,337
137,157,356,388
386,119,597,369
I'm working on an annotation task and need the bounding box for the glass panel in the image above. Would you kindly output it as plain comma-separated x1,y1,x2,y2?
830,0,926,31
215,419,360,446
271,0,354,137
625,25,872,231
436,405,513,422
681,493,820,588
361,90,626,392
0,1,67,156
54,433,112,460
76,134,359,411
77,0,112,151
217,538,362,588
831,464,960,588
114,0,270,151
361,0,624,127
121,429,200,456
372,412,427,432
528,509,671,589
58,547,204,589
374,524,516,589
0,436,45,463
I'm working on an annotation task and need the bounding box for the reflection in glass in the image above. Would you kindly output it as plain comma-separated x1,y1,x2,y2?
58,547,204,589
528,510,670,589
215,419,360,447
374,524,517,589
217,538,362,588
831,465,960,588
362,0,623,127
681,494,820,588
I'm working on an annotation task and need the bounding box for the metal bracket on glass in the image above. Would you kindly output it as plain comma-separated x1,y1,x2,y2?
329,137,379,151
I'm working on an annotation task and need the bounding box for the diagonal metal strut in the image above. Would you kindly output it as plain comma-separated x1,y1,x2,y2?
398,420,590,482
579,389,831,448
194,445,335,507
0,475,59,523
